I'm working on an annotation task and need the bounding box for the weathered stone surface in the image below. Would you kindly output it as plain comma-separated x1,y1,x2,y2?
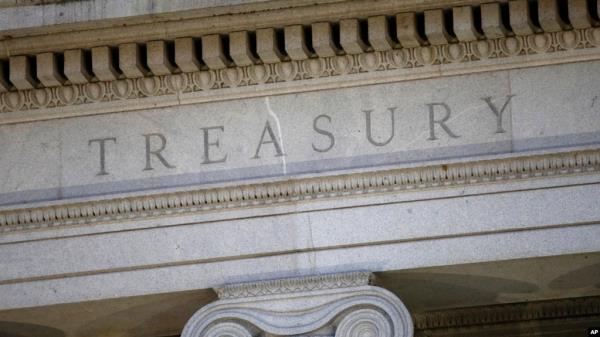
1,255,600,337
285,25,312,60
229,31,258,66
368,15,395,51
509,0,539,35
538,0,566,32
64,49,92,84
0,3,599,337
424,9,453,45
395,12,424,47
480,2,509,38
119,43,148,78
312,22,340,57
201,34,229,69
9,55,36,90
452,6,481,41
569,0,593,29
175,37,202,72
1,182,599,309
0,61,598,205
0,0,270,31
256,28,284,63
91,46,119,81
340,19,367,54
36,52,66,87
147,40,177,75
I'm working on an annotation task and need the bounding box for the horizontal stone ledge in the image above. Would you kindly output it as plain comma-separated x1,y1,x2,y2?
1,223,599,310
0,148,598,233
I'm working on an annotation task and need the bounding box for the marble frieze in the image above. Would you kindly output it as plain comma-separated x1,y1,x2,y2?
0,60,599,207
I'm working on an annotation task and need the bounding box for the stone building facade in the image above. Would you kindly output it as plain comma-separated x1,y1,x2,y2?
0,0,599,336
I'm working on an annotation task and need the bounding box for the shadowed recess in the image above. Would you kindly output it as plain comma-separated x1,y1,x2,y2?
376,272,539,312
549,262,600,290
0,321,65,337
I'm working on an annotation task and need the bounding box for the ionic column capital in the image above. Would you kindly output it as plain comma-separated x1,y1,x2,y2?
181,272,413,337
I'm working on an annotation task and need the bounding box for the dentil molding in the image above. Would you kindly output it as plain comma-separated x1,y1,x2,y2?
0,0,599,124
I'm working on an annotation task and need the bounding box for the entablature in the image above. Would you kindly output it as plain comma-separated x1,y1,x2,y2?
0,0,598,123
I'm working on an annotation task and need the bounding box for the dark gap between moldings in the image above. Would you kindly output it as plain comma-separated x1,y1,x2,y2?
0,60,10,89
528,0,542,30
27,55,40,87
165,40,179,72
443,8,458,40
137,43,150,73
588,0,600,22
109,46,123,78
557,0,572,26
275,28,288,59
472,6,485,37
330,22,343,51
415,12,428,43
303,25,316,55
358,18,371,48
55,53,66,80
221,34,235,65
194,38,207,70
387,15,400,44
500,2,514,34
247,31,260,62
82,49,93,80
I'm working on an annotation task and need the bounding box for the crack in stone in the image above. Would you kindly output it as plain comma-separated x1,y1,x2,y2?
265,96,287,176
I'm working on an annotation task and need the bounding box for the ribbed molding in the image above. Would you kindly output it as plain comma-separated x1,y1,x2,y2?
0,149,598,233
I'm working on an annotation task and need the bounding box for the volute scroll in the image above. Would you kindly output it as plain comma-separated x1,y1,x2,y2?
181,272,413,337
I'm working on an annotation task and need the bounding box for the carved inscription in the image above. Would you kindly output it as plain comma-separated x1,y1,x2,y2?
88,137,116,176
143,133,176,171
3,58,598,206
87,96,514,176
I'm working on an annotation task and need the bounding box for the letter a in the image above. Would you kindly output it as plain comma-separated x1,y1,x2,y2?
252,121,285,159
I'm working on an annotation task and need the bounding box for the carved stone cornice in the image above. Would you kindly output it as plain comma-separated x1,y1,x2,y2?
413,296,600,330
0,0,598,124
1,27,599,124
0,0,504,50
182,272,414,337
0,149,598,233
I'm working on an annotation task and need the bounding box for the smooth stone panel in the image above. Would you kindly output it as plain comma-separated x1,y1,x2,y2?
1,218,599,310
1,182,599,283
511,61,600,150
